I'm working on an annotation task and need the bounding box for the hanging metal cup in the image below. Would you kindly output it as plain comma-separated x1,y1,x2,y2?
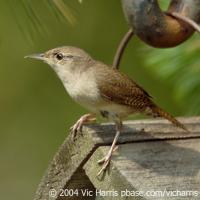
122,0,200,48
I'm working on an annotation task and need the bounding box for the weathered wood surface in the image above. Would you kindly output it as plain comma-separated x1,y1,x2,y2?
34,117,200,200
85,139,200,200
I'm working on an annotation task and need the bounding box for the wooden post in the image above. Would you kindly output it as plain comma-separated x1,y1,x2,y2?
34,117,200,200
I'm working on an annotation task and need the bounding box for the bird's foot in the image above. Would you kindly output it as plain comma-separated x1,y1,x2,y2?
97,146,118,176
70,113,96,140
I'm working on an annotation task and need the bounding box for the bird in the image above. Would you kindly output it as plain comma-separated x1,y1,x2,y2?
25,46,188,175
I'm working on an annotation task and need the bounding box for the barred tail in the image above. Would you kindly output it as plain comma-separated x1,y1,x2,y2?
150,105,188,131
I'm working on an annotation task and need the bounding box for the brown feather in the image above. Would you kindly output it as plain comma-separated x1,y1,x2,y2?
93,62,187,131
94,62,153,111
150,104,188,131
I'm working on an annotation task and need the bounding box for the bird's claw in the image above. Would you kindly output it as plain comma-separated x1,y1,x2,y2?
97,145,119,176
97,158,110,176
69,114,96,140
70,120,83,140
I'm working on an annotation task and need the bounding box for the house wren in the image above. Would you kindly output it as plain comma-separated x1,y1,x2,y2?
26,46,187,175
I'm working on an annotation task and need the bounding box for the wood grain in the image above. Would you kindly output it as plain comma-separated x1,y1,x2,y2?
34,117,200,200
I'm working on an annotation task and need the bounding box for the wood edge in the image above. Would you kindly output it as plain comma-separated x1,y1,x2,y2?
34,117,200,199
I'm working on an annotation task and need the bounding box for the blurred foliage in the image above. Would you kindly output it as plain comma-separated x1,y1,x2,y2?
145,35,200,115
8,0,80,43
0,1,199,200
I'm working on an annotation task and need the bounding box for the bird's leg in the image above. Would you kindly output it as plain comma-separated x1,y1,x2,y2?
97,121,122,176
70,113,96,139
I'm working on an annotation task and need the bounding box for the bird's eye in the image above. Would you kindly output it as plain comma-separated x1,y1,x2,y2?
56,53,64,60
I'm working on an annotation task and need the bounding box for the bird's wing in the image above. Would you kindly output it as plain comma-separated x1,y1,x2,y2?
93,63,187,131
95,64,153,110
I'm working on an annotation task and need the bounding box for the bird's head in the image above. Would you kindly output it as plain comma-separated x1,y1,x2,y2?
25,46,93,74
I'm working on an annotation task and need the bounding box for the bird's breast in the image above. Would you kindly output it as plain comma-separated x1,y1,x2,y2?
62,71,101,112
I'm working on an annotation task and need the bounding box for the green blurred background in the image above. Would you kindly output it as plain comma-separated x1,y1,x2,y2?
0,0,199,199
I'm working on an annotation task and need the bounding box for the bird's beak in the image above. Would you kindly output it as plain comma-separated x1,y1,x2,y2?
24,53,45,61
